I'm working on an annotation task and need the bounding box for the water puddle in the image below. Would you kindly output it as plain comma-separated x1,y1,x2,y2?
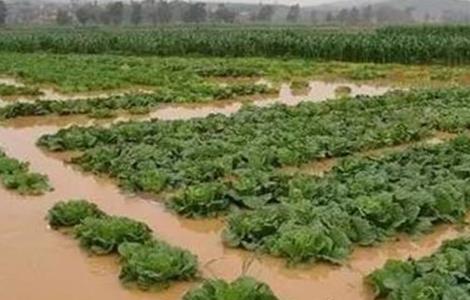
128,81,391,122
0,77,153,107
1,80,393,129
0,124,467,300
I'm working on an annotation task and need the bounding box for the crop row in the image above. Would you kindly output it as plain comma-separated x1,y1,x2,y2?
0,150,51,195
2,53,469,95
0,83,42,97
47,200,280,298
1,26,470,64
37,88,470,194
0,82,273,119
47,199,198,289
368,236,470,300
168,136,470,264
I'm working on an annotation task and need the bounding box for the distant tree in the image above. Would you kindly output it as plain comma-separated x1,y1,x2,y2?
361,5,373,24
75,4,96,25
286,4,300,23
106,1,125,25
213,3,236,23
325,11,334,23
336,8,349,24
348,7,360,25
256,5,275,22
376,5,414,25
157,0,172,23
131,1,143,25
183,2,207,23
310,9,317,24
56,9,72,25
0,0,7,26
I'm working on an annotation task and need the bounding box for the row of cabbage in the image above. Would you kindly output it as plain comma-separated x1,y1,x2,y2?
38,88,470,195
47,199,279,299
1,26,470,64
172,136,470,264
0,82,273,119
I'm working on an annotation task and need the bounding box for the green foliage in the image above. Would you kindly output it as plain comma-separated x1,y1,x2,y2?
1,26,470,64
47,200,200,291
223,137,470,264
0,83,42,97
74,216,153,254
37,87,470,194
368,237,470,300
0,150,51,195
118,240,198,289
88,108,116,119
47,199,106,228
0,82,273,119
168,182,230,218
183,277,279,300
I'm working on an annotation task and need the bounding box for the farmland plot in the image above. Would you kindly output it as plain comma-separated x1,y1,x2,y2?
3,25,470,300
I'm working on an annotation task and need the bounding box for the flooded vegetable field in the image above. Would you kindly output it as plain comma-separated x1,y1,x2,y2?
2,26,470,300
1,123,468,300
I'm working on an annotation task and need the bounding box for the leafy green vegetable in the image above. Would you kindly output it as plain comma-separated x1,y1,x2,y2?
183,277,279,300
167,182,230,218
0,150,51,195
74,216,152,254
368,237,470,300
47,200,200,291
0,82,273,119
223,137,470,264
118,240,198,290
0,83,42,97
47,200,106,228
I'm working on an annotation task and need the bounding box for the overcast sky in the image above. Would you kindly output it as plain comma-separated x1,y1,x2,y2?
40,0,351,5
33,0,470,7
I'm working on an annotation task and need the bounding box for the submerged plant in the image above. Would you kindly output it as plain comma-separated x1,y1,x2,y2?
0,150,51,195
74,216,153,254
367,237,470,300
118,240,198,290
183,276,279,300
47,200,106,228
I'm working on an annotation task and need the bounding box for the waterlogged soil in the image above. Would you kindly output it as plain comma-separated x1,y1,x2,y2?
0,77,153,107
1,81,393,127
1,82,466,300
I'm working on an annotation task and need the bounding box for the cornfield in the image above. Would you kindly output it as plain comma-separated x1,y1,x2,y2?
1,26,470,64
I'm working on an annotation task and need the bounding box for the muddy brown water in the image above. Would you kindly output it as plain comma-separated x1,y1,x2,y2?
0,77,153,107
0,82,466,300
1,81,393,128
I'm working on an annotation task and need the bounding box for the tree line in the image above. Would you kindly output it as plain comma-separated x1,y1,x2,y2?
2,0,467,27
